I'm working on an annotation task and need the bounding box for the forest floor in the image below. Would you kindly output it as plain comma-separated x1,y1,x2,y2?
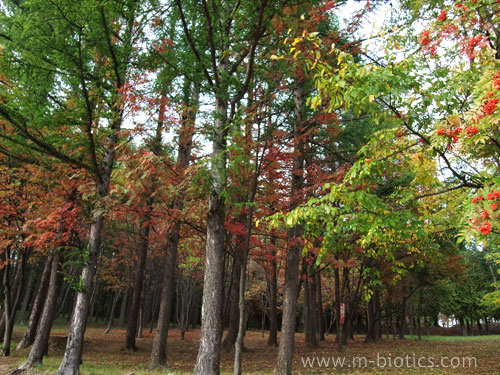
3,322,500,374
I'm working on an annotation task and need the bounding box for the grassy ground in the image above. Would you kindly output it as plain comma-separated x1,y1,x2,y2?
3,323,500,374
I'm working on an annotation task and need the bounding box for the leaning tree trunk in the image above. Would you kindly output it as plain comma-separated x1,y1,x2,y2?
275,82,306,375
18,251,64,369
57,208,106,375
16,254,53,350
57,3,136,372
105,289,120,334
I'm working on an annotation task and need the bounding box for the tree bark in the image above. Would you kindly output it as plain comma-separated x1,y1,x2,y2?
149,81,198,369
17,267,34,325
267,237,278,347
57,3,136,372
2,247,27,356
222,248,242,351
125,214,151,350
118,289,128,328
275,82,306,375
18,251,64,368
315,271,325,341
335,267,341,345
16,254,53,350
233,149,259,375
57,209,105,375
193,89,228,375
105,290,120,334
399,298,406,339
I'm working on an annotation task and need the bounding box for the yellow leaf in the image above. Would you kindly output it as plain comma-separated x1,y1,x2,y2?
369,95,375,103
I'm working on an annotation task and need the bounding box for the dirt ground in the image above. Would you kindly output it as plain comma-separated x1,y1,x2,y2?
3,324,500,374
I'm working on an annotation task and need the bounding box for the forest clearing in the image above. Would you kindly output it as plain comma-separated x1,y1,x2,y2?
1,0,500,374
2,324,500,374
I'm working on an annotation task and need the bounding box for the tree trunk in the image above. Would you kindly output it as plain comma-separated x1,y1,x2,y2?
18,251,64,369
267,238,278,347
222,249,242,351
365,298,375,342
233,161,258,375
125,214,151,350
1,248,12,355
193,87,228,375
315,271,325,341
57,208,105,375
118,289,128,328
16,255,53,350
2,247,27,356
304,262,318,348
275,82,306,375
335,267,341,346
105,290,120,334
374,290,382,340
18,267,35,325
150,81,198,369
399,299,406,339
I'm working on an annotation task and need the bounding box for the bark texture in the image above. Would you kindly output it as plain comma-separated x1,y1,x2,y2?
19,251,63,368
275,82,306,375
16,255,53,350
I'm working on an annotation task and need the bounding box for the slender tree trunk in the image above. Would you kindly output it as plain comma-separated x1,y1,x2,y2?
125,214,151,350
233,160,259,375
118,289,128,328
222,249,242,351
275,82,306,375
150,82,198,369
233,246,249,375
105,290,120,334
399,299,406,339
304,262,318,348
1,248,12,355
137,304,144,338
334,267,341,346
18,268,35,325
315,271,325,341
16,255,53,350
365,298,375,342
267,237,278,347
2,247,27,356
18,251,64,369
374,289,382,340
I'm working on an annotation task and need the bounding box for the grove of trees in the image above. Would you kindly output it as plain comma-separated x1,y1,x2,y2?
1,0,500,374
